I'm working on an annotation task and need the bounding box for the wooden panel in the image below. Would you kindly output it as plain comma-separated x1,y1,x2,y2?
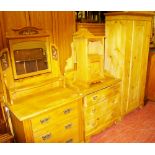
10,112,34,142
77,23,105,36
0,12,4,50
29,11,52,30
145,51,155,101
127,21,146,112
105,19,131,115
138,22,152,105
0,11,76,73
3,11,29,33
105,13,152,115
51,11,76,73
2,11,29,47
28,11,53,43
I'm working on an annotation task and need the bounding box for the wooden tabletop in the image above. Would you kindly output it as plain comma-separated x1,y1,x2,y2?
9,87,81,121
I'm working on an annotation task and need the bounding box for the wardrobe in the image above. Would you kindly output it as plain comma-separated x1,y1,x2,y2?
105,12,153,115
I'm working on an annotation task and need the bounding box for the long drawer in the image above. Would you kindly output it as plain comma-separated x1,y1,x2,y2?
33,118,80,143
84,84,120,107
31,101,79,132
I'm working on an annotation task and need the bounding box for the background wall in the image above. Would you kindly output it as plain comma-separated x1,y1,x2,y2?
0,11,76,73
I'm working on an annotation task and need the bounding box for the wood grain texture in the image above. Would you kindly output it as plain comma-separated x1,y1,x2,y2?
51,11,76,73
145,51,155,101
0,11,76,74
10,112,34,142
105,13,152,115
0,12,4,50
77,23,105,36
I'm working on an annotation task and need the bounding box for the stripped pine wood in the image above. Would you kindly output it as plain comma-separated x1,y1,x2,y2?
105,12,152,115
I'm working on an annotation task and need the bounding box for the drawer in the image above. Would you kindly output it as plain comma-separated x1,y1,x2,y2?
85,112,113,135
33,118,80,143
55,101,79,121
62,134,80,143
84,84,120,107
85,116,100,133
31,101,79,132
33,127,58,143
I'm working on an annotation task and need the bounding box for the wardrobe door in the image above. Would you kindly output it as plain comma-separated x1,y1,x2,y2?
138,21,152,105
127,20,151,113
105,19,133,115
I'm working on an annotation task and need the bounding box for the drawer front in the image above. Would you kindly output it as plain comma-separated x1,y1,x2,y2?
85,116,100,133
33,127,58,143
31,101,79,132
84,84,120,107
33,118,80,143
56,101,79,121
63,134,80,143
84,87,120,135
58,118,80,143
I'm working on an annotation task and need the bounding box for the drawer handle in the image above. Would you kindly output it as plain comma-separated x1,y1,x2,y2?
40,117,50,124
66,138,73,143
92,109,96,113
65,123,72,129
42,133,51,141
92,95,98,101
64,108,71,114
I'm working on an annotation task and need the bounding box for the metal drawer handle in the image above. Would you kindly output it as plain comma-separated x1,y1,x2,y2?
64,108,71,114
40,117,50,124
65,123,72,129
66,138,73,143
92,109,96,113
42,133,51,141
92,95,98,101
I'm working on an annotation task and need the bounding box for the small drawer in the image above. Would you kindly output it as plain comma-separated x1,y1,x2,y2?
85,117,100,133
84,84,120,107
56,101,79,120
31,111,57,132
57,118,79,137
63,134,80,143
33,127,58,143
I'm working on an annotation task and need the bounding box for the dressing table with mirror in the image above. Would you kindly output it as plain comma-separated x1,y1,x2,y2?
0,27,83,142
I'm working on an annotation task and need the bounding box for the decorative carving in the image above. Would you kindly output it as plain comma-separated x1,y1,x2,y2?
0,51,9,71
52,45,58,60
12,27,42,35
73,28,94,38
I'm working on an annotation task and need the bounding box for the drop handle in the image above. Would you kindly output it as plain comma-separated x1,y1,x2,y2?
40,117,50,124
65,123,72,129
42,133,51,141
92,95,98,101
92,109,96,113
66,138,73,143
64,108,71,114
